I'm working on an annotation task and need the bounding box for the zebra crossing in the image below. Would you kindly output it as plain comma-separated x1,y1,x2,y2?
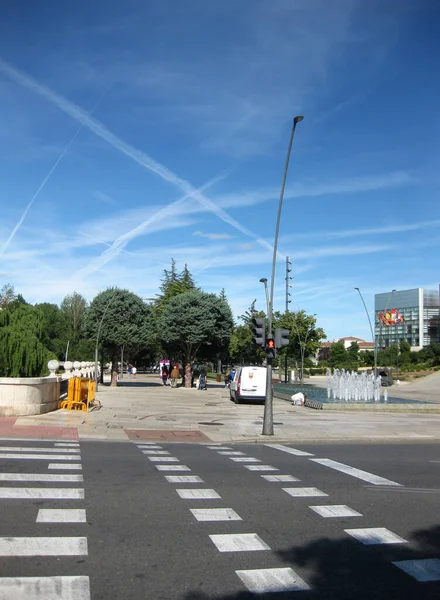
136,440,440,594
136,441,311,593
0,440,90,600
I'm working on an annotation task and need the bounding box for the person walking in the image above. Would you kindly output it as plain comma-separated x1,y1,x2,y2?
161,365,169,386
131,365,137,378
170,364,180,388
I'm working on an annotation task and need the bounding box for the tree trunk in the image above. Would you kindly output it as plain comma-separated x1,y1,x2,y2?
185,362,192,388
111,346,119,387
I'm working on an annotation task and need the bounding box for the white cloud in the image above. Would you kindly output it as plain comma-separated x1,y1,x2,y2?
193,231,233,240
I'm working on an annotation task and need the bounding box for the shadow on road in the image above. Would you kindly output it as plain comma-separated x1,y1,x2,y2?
181,525,440,599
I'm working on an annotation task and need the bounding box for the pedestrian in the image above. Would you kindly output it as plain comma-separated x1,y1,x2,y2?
229,369,235,386
291,392,307,406
170,364,180,388
127,364,132,377
161,365,169,386
199,372,206,390
224,369,230,388
131,365,137,378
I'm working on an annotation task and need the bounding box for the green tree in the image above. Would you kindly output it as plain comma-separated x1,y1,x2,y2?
152,259,197,318
0,283,16,309
61,292,87,344
273,310,326,379
35,302,68,359
84,288,155,386
346,341,360,369
229,324,264,366
328,341,348,369
158,290,233,387
0,304,54,377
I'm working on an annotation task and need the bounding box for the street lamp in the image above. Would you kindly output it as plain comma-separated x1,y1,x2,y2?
354,287,377,376
263,115,304,436
259,278,270,324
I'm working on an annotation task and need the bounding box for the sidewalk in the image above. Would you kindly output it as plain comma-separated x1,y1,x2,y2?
2,374,440,443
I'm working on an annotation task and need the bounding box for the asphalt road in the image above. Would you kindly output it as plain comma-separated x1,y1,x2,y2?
0,439,439,599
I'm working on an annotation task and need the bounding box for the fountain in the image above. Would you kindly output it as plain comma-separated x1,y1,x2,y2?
326,368,382,402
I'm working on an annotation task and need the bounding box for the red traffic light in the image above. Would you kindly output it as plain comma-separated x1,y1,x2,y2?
266,338,275,350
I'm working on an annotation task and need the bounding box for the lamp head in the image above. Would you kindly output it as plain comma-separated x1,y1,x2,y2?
259,278,268,284
354,287,360,291
294,115,304,124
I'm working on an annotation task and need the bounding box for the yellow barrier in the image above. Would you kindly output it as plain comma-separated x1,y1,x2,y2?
59,378,97,411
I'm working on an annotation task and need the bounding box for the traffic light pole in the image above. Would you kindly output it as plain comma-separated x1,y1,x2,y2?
262,116,303,436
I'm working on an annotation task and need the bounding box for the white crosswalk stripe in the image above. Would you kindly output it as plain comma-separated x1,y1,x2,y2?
0,473,83,482
0,441,88,595
0,446,80,453
0,537,88,556
0,576,91,599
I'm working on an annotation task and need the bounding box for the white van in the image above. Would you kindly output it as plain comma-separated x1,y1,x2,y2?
230,366,267,404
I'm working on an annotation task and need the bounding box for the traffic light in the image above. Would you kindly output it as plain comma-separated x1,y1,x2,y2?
266,337,275,359
251,317,266,347
275,328,290,349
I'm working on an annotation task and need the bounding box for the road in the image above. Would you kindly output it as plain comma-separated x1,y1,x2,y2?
0,439,439,599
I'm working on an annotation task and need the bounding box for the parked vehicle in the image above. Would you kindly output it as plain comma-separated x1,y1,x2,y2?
230,366,267,404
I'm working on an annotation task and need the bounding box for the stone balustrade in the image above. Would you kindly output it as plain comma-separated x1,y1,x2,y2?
0,359,101,417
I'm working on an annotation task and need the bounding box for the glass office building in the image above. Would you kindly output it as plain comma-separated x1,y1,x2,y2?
374,287,440,350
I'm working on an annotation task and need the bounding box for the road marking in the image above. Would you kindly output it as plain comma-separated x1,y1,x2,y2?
0,447,80,453
310,458,401,487
365,486,440,494
283,487,328,498
137,445,162,449
147,456,179,462
392,559,440,582
165,476,203,483
207,446,232,450
0,576,90,599
142,450,170,455
0,537,88,556
0,488,84,499
429,460,440,463
155,465,191,471
236,568,310,593
37,509,87,523
54,443,80,447
0,473,83,482
218,451,245,456
266,444,314,457
191,508,241,521
0,454,80,461
48,463,82,470
230,457,261,463
310,505,362,518
209,533,270,552
176,489,220,499
244,465,279,471
261,475,300,482
345,527,407,545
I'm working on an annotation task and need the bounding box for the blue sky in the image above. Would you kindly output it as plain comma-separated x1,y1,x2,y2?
0,0,439,341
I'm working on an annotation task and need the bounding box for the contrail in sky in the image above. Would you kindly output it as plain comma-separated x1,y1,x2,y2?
0,85,109,259
74,172,225,279
0,58,275,260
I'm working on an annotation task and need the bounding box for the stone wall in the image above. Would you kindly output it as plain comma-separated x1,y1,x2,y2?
0,376,61,417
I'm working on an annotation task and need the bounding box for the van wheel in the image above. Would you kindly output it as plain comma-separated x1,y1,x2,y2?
234,396,240,404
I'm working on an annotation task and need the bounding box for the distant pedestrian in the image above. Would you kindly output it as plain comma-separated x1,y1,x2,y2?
161,365,169,386
170,364,180,388
127,364,132,377
224,369,230,388
199,372,207,391
131,365,137,378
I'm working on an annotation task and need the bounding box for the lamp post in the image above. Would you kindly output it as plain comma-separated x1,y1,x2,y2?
354,287,377,377
262,115,303,436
